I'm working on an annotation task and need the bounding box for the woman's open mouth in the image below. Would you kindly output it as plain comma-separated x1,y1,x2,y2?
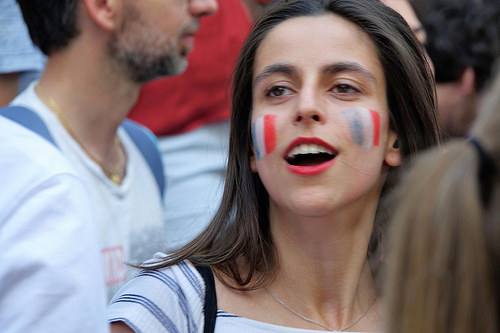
284,138,338,176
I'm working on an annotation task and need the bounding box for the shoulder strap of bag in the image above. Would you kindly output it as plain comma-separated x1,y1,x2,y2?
0,106,165,198
0,105,57,146
121,119,165,199
194,263,217,333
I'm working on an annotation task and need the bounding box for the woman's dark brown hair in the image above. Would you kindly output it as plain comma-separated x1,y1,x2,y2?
149,0,439,289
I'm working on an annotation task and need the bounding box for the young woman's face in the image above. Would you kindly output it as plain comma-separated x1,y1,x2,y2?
250,14,401,218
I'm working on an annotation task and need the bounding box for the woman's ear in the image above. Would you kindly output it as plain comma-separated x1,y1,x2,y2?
250,151,258,173
81,0,120,31
385,130,401,167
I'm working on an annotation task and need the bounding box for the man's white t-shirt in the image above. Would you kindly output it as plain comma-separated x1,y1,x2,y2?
12,82,166,299
0,116,108,332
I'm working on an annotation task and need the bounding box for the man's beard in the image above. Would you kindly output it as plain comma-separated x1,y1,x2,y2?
108,3,190,84
110,41,188,83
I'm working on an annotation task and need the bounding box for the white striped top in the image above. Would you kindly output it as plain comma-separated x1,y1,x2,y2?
108,255,370,333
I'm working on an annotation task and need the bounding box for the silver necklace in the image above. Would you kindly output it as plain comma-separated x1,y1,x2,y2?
263,285,377,332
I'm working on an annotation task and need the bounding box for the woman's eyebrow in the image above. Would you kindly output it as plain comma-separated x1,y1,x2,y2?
253,63,298,88
253,61,376,87
322,62,377,83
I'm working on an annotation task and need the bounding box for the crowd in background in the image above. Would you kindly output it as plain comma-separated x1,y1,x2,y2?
0,0,498,332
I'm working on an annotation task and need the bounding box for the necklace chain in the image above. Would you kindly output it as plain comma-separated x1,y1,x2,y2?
36,83,122,184
263,285,377,332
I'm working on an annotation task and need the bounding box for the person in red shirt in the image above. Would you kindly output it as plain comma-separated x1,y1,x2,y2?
129,0,274,250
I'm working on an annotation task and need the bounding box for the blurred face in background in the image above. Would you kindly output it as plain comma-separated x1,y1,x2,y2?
382,0,434,75
110,0,218,83
382,0,427,44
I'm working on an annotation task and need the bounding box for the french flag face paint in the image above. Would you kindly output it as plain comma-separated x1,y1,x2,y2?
252,114,277,160
341,107,380,149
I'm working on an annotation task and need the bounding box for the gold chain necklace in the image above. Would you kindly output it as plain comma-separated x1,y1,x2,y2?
36,83,122,184
263,285,377,332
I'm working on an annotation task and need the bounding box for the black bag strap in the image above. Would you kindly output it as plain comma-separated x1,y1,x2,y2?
194,264,217,333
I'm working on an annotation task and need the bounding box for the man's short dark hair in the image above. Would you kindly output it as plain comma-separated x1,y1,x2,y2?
17,0,80,56
411,0,500,91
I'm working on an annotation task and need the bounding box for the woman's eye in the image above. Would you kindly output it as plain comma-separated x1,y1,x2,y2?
266,86,292,97
332,84,360,94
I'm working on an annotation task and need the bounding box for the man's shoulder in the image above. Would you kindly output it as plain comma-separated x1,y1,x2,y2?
0,116,75,179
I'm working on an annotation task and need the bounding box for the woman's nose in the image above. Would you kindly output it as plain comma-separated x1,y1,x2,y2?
294,90,325,125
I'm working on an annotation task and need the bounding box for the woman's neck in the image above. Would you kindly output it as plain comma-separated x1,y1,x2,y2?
265,201,380,329
214,196,382,331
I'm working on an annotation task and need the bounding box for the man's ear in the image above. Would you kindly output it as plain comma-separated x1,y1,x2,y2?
384,130,401,167
457,67,476,97
81,0,120,31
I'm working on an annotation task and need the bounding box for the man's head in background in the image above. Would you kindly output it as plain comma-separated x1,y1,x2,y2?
17,0,218,84
411,0,500,139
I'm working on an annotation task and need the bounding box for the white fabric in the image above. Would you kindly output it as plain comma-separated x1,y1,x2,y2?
12,82,166,299
0,117,108,332
108,256,368,333
160,120,229,251
108,255,205,333
215,311,368,333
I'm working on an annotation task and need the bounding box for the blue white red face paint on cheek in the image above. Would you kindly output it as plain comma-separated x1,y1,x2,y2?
252,114,277,160
341,107,380,149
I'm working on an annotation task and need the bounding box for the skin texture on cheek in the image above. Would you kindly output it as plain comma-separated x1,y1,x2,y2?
341,107,380,149
252,114,277,160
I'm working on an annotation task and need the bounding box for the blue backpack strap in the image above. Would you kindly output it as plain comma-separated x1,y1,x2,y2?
121,119,165,199
0,105,57,147
0,106,165,197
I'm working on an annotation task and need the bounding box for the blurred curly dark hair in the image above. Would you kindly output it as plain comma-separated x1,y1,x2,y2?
411,0,500,91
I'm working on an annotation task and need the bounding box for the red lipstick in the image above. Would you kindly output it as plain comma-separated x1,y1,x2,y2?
284,137,337,176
